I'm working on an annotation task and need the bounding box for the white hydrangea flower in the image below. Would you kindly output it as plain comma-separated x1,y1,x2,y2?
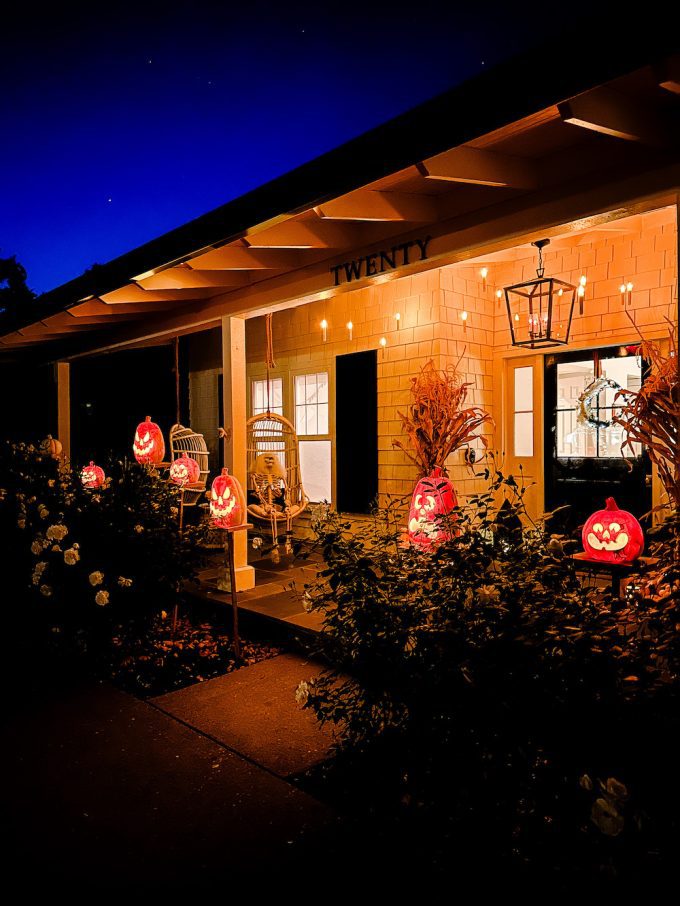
134,524,144,534
17,518,26,530
38,506,49,520
117,577,133,588
95,590,110,607
295,681,310,707
30,540,43,555
477,584,501,605
89,571,104,587
302,591,313,613
40,584,52,597
46,524,68,541
64,548,80,566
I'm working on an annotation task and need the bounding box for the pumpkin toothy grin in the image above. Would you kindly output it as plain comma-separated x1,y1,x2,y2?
211,487,236,518
586,522,630,552
133,431,154,457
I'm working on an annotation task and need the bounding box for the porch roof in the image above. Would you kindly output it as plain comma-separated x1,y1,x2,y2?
2,25,680,359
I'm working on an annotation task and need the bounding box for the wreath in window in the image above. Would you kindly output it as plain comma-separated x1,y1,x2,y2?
576,376,622,430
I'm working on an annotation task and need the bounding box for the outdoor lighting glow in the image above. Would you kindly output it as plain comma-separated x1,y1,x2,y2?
582,497,644,563
133,416,165,465
395,311,401,327
169,455,200,486
320,319,328,342
461,310,468,331
347,320,353,340
81,461,105,489
209,468,245,529
379,336,387,347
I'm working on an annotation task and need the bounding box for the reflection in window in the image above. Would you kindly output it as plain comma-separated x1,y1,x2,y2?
295,373,329,436
556,354,642,458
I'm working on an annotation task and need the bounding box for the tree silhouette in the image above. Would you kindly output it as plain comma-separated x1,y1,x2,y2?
0,253,36,317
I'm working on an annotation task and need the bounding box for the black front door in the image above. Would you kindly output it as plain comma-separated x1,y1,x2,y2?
335,350,378,514
544,344,651,532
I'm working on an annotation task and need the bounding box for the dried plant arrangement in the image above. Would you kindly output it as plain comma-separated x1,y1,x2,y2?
393,359,493,476
614,316,679,511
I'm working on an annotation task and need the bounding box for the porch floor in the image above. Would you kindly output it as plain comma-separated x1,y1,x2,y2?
189,552,325,636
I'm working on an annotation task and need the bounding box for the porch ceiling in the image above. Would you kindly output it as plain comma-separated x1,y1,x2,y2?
2,35,679,361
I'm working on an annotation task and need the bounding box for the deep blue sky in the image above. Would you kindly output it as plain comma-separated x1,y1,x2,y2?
2,2,579,295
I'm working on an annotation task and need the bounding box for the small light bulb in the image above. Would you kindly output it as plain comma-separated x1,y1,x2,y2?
320,319,328,342
346,320,353,339
580,275,587,287
626,282,634,292
558,288,563,296
394,312,401,328
620,284,627,294
496,289,502,299
379,336,387,347
514,313,520,322
460,310,468,321
480,267,488,280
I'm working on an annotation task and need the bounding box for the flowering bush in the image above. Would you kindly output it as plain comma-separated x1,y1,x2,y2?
298,465,680,883
0,441,197,639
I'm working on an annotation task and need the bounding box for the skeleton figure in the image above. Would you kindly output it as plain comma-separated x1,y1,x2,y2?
249,452,291,561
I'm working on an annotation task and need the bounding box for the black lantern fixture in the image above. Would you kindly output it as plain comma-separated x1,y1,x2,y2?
504,239,576,348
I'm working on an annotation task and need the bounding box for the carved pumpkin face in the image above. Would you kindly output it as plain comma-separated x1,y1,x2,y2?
408,468,458,549
210,468,245,528
81,461,105,489
582,497,644,563
133,416,165,465
169,455,200,486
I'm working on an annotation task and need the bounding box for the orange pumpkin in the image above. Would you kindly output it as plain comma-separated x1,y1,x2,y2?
81,461,106,489
210,468,245,528
582,497,644,563
133,416,165,465
169,455,200,486
408,467,458,549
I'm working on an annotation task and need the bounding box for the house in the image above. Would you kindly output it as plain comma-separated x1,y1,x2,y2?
2,33,679,591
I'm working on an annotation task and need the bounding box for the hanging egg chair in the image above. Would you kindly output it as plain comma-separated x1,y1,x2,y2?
246,411,308,559
168,423,209,507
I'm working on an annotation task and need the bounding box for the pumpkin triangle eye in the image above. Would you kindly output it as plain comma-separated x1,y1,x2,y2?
212,489,218,500
143,432,150,443
609,522,621,533
593,523,604,533
134,432,140,443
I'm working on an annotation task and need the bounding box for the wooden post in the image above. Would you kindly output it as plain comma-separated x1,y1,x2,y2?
55,362,71,460
221,316,255,591
224,523,252,658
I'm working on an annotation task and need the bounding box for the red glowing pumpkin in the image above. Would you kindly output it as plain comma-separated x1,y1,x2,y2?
582,497,644,563
81,461,106,489
169,455,200,486
210,468,246,528
133,416,165,465
407,467,458,549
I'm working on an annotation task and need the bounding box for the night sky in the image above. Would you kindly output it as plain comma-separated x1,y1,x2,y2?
2,2,592,295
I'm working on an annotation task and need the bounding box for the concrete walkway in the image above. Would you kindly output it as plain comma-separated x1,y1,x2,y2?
1,662,335,889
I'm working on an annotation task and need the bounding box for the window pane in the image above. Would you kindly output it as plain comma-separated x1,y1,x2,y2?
317,373,328,404
514,412,533,457
556,360,594,409
318,403,329,435
557,409,597,458
252,378,283,416
299,440,332,502
514,366,533,411
295,405,306,436
306,405,318,436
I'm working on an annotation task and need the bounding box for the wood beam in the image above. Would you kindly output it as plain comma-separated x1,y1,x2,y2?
558,87,670,146
656,56,680,94
315,189,437,221
100,283,218,304
418,146,537,188
70,298,189,317
187,246,300,270
243,220,353,249
136,265,250,291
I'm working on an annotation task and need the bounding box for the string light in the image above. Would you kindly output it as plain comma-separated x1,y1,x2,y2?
346,320,353,340
320,319,328,342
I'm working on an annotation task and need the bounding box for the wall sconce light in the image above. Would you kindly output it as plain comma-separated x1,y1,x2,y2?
320,319,328,342
620,282,634,306
480,267,488,289
496,289,503,307
394,311,401,328
346,320,353,340
578,275,587,315
379,336,387,357
461,310,468,332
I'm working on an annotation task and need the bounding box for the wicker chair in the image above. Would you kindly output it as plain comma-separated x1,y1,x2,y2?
169,423,209,507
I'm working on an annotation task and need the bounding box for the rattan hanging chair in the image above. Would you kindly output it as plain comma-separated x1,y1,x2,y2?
246,411,308,557
169,423,209,507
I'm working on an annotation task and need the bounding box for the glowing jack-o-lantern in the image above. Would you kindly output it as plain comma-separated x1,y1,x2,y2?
133,416,165,465
169,455,200,486
210,468,246,529
81,461,106,489
408,467,458,549
582,497,644,563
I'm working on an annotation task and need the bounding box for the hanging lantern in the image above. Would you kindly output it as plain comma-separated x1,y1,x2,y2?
407,467,458,549
169,454,200,486
504,239,576,348
210,468,246,529
582,497,644,563
132,416,165,465
81,461,106,489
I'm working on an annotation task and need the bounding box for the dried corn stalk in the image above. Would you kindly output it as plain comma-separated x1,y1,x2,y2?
393,359,492,476
614,317,679,511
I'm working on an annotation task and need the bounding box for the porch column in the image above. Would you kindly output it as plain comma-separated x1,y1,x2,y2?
221,315,255,590
55,361,71,459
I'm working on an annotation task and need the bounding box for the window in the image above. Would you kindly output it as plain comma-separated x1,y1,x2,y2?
295,373,328,436
251,377,283,416
555,352,642,458
513,366,534,457
295,372,331,501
